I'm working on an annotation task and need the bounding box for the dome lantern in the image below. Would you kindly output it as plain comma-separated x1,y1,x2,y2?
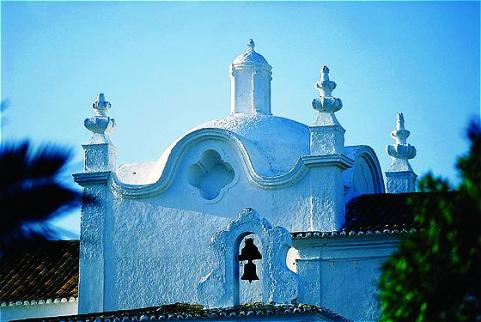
230,39,272,116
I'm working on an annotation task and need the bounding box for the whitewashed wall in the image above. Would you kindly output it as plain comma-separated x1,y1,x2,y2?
75,44,390,318
294,235,400,321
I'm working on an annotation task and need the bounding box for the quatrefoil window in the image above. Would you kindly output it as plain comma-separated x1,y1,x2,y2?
187,150,235,200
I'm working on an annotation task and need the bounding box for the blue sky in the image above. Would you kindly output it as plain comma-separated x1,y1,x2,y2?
1,1,479,237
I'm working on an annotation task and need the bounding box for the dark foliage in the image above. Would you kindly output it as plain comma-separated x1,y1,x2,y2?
379,121,481,321
0,141,82,253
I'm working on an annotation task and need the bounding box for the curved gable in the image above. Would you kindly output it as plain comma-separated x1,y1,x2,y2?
343,146,385,202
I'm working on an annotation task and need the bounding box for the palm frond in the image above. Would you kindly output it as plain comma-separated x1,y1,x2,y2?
0,140,84,253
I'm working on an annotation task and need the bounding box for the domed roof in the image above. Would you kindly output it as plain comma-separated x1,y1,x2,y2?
139,114,310,184
232,39,270,67
191,114,310,176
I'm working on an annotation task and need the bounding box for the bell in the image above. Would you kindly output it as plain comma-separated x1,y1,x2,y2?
238,238,262,261
241,260,259,283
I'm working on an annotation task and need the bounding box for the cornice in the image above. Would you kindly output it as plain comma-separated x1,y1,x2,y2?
73,171,111,186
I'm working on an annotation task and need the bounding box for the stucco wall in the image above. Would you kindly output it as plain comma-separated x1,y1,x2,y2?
79,136,351,313
93,144,314,312
77,127,385,315
294,235,399,321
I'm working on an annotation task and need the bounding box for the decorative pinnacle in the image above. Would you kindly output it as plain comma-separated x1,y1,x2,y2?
312,66,343,115
92,93,111,116
321,66,330,81
247,39,255,51
387,113,416,164
391,113,411,145
317,66,337,96
84,93,115,143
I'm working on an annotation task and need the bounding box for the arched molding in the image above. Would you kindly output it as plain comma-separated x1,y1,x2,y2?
343,145,385,201
197,208,298,308
103,128,353,199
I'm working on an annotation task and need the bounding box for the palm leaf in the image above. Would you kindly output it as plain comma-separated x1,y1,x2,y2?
0,141,84,252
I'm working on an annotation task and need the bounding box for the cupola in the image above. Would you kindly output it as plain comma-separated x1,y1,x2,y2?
230,39,272,115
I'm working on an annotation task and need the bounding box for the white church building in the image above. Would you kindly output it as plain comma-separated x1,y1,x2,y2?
0,40,419,322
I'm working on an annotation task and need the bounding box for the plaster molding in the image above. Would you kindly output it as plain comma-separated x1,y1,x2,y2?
102,128,353,199
293,234,403,261
73,171,111,186
343,145,386,199
197,208,298,308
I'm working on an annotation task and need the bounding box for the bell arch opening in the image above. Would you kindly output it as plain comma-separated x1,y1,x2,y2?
233,233,263,305
197,208,298,308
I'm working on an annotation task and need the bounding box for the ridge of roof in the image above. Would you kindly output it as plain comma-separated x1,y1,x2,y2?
291,228,417,239
18,303,350,322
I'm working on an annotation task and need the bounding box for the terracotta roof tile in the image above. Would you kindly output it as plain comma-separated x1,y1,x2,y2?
342,192,419,232
20,303,350,322
0,240,79,303
292,192,458,239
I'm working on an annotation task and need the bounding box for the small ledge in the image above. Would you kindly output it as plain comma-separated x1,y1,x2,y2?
73,171,111,186
301,154,354,170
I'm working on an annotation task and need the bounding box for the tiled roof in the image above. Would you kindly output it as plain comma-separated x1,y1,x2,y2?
21,303,350,322
292,192,431,239
342,192,419,232
0,240,79,305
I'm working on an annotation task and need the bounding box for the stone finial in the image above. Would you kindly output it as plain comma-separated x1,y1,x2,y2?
309,66,345,155
84,93,116,144
312,66,343,116
247,39,255,51
385,113,417,193
386,113,416,169
92,93,111,116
